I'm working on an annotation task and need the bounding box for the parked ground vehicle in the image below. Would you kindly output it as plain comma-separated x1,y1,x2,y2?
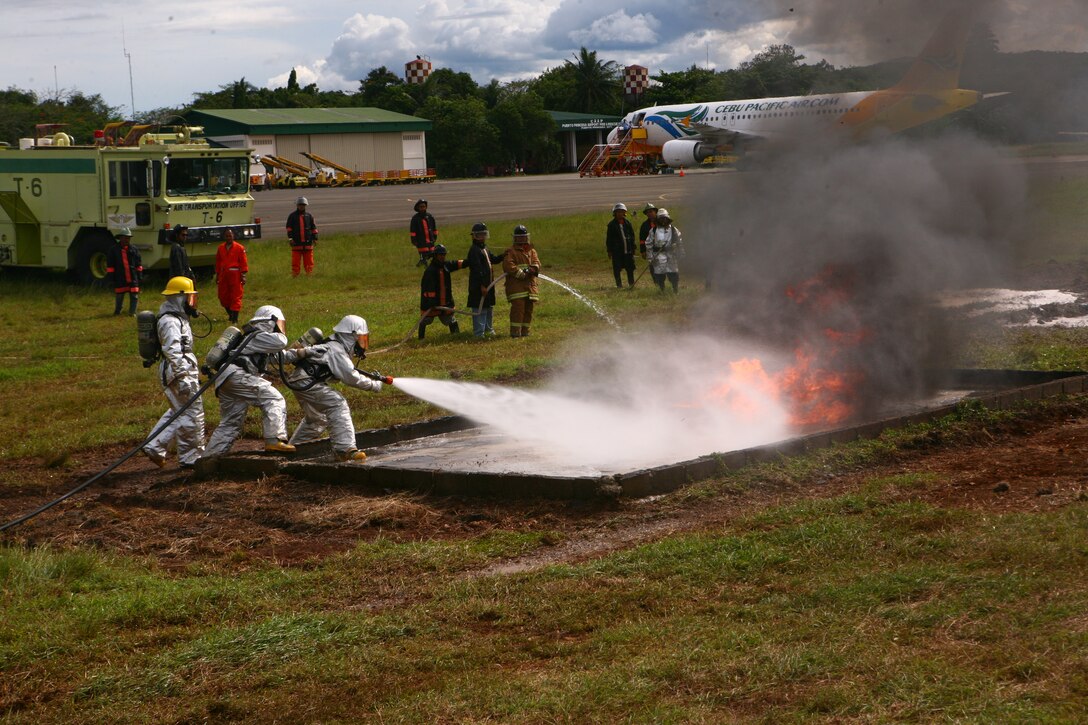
0,122,261,284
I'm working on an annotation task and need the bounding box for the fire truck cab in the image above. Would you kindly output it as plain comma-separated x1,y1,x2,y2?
0,122,262,284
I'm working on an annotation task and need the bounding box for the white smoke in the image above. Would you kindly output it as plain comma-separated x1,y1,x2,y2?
394,334,793,469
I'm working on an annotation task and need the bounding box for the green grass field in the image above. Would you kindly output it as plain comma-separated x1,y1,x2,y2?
2,169,1088,721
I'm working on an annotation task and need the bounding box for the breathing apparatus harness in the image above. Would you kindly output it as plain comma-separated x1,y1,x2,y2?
136,309,213,369
272,329,388,391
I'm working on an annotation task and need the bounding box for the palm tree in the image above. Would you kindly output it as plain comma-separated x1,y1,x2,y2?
565,47,620,114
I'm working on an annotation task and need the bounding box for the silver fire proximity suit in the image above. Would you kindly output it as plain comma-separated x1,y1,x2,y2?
646,213,684,292
283,316,383,457
145,294,205,465
203,307,291,457
647,222,683,275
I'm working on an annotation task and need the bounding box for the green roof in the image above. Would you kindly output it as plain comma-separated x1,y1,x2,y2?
547,111,623,131
186,108,432,136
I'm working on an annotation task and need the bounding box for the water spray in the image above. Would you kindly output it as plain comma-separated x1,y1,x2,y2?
536,274,620,329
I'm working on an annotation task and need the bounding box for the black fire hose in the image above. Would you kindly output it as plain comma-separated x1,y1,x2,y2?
0,332,258,534
273,350,325,393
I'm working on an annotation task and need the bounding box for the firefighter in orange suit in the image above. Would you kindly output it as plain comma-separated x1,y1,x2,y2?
106,227,143,315
215,228,248,323
286,196,318,276
501,225,541,338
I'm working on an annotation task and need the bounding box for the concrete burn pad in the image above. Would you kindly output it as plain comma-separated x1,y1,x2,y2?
208,371,1088,499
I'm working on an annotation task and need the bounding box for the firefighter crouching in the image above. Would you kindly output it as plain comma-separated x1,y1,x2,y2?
502,225,541,338
202,305,296,457
143,276,206,468
418,244,466,339
281,315,392,462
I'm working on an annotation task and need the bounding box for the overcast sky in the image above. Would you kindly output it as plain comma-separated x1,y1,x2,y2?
5,0,1085,116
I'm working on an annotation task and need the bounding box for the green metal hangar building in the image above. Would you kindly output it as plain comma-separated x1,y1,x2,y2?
185,108,433,175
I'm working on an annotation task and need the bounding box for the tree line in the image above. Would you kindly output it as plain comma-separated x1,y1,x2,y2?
2,28,1084,176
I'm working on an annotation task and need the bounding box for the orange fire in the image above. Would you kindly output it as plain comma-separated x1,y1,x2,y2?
706,265,870,428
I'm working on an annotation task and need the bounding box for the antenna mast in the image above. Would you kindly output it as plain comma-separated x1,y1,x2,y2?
122,24,136,119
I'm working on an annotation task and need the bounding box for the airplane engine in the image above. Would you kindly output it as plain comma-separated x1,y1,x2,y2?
662,139,714,168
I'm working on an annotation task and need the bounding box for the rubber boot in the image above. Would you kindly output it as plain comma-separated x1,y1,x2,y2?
522,327,531,338
114,294,124,315
418,323,426,339
265,440,296,453
449,320,460,335
510,327,520,338
128,295,138,316
335,449,367,462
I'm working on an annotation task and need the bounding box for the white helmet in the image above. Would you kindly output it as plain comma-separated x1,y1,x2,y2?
116,226,133,237
296,196,309,206
333,314,368,336
612,203,627,213
250,305,285,323
656,208,671,220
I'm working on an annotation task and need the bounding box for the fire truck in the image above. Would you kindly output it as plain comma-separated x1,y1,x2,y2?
0,122,261,284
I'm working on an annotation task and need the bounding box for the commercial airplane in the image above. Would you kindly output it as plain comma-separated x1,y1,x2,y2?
608,9,999,168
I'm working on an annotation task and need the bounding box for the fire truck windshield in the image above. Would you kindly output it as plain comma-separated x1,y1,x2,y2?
165,157,249,196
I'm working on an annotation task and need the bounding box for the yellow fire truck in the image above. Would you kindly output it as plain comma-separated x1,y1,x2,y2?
0,122,261,284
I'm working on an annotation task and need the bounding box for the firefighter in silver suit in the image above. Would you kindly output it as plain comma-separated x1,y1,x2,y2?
203,305,296,457
144,276,206,468
283,315,391,462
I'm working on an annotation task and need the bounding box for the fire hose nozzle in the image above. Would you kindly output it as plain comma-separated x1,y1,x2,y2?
361,370,391,384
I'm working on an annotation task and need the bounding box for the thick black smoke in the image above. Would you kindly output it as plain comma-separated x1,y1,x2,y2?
689,135,1026,415
677,0,1087,418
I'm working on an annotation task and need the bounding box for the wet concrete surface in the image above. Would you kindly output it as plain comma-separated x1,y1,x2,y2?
206,371,1088,499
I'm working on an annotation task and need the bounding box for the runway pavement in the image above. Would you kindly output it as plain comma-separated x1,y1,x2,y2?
252,170,720,239
252,155,1088,240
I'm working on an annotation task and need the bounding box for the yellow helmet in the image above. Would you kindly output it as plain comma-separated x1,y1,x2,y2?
162,276,198,295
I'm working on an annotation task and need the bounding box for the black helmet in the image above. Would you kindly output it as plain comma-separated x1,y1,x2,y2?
433,243,448,255
513,225,529,237
414,199,428,212
471,222,488,234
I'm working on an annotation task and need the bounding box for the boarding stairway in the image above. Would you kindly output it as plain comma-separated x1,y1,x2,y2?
578,128,658,177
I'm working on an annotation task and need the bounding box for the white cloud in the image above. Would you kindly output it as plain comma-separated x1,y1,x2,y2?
569,11,660,48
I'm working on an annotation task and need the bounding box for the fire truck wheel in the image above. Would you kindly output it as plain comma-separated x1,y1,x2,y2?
73,234,114,287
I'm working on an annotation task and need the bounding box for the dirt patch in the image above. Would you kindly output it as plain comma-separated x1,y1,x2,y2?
2,400,1087,573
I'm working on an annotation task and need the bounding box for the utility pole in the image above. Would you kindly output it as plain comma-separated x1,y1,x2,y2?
123,24,136,119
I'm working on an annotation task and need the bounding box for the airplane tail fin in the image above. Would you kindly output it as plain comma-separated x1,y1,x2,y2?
892,8,975,92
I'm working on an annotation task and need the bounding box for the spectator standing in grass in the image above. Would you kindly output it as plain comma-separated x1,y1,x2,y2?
215,228,248,324
106,227,142,316
286,196,318,276
169,225,194,281
409,199,438,266
605,202,637,288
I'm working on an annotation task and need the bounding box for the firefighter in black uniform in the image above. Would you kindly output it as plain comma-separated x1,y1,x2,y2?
106,227,143,315
639,203,657,259
169,224,194,280
409,199,438,266
465,222,504,337
605,202,637,288
419,244,466,338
